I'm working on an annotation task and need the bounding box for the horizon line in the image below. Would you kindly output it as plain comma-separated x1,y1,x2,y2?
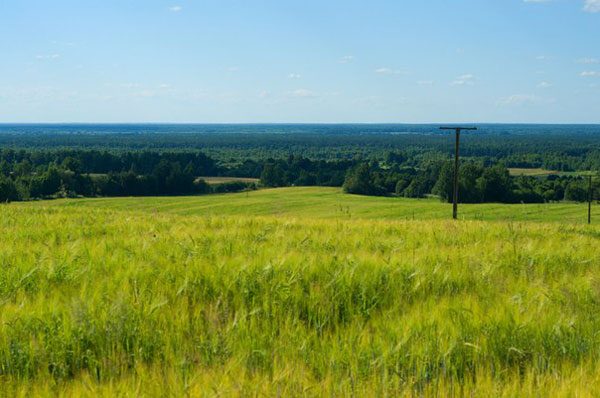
1,122,600,126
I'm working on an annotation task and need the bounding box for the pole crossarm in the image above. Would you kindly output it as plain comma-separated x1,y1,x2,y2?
439,127,477,131
439,126,477,220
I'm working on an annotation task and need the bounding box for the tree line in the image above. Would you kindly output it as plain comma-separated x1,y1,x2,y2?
260,153,598,204
342,160,599,203
0,150,256,202
0,148,597,204
2,126,600,171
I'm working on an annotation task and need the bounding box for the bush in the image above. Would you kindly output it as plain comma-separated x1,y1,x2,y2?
212,181,256,194
564,182,587,202
343,163,385,196
260,163,286,187
0,176,21,202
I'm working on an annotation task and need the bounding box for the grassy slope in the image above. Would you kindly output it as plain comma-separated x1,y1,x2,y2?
2,189,600,396
17,186,597,224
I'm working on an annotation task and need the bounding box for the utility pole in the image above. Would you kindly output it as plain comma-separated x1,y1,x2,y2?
440,126,477,220
589,174,593,225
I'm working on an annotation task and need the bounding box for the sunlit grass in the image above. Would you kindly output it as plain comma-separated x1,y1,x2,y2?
16,186,599,224
2,196,600,396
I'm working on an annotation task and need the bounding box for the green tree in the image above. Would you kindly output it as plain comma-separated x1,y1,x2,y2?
477,165,512,202
0,160,10,177
385,151,406,166
432,161,454,201
62,157,82,174
343,163,381,195
0,176,20,202
564,182,587,202
14,160,32,177
260,163,285,187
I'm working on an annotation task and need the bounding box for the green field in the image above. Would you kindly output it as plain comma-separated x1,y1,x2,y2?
2,188,600,397
508,168,558,177
18,186,598,224
197,176,260,185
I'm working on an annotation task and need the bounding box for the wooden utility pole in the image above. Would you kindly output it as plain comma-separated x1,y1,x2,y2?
589,175,593,225
440,127,477,219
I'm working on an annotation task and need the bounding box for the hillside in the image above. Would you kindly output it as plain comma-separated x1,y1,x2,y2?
17,186,598,224
2,192,600,396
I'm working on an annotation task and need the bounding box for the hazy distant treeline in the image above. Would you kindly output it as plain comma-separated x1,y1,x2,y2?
1,128,600,171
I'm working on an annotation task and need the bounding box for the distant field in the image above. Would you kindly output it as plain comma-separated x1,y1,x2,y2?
197,176,259,184
88,174,259,185
20,186,598,224
508,168,558,176
507,168,586,177
2,199,600,396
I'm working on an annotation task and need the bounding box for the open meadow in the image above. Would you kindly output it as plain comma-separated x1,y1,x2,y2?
20,187,599,224
5,0,600,395
1,188,600,397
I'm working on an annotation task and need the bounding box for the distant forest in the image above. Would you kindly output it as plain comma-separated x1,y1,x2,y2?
0,146,597,204
1,125,600,170
0,125,599,203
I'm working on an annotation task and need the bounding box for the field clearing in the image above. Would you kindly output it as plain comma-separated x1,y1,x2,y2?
1,203,600,396
508,168,558,176
197,176,259,184
19,186,599,224
507,168,587,177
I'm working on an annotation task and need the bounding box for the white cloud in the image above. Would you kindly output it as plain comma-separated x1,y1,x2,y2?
257,90,271,99
0,86,80,102
227,66,239,72
576,58,599,64
135,89,156,98
35,54,60,60
375,67,406,75
584,0,600,12
339,55,355,64
288,73,301,79
169,5,182,12
498,94,554,106
534,1,600,12
289,89,315,98
537,81,552,88
51,40,75,47
451,74,476,86
536,55,554,60
416,80,434,86
580,71,600,76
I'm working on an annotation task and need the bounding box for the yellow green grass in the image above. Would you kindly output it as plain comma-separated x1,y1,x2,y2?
18,187,598,224
2,192,600,396
196,176,259,185
508,168,558,177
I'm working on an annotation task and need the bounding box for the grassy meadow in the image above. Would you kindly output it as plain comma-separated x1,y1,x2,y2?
19,186,598,224
2,188,600,396
197,176,260,185
507,168,558,177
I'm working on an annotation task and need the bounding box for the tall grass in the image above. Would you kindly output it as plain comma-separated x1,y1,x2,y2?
1,203,600,396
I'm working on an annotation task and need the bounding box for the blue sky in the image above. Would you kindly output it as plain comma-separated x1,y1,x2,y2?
1,0,599,123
